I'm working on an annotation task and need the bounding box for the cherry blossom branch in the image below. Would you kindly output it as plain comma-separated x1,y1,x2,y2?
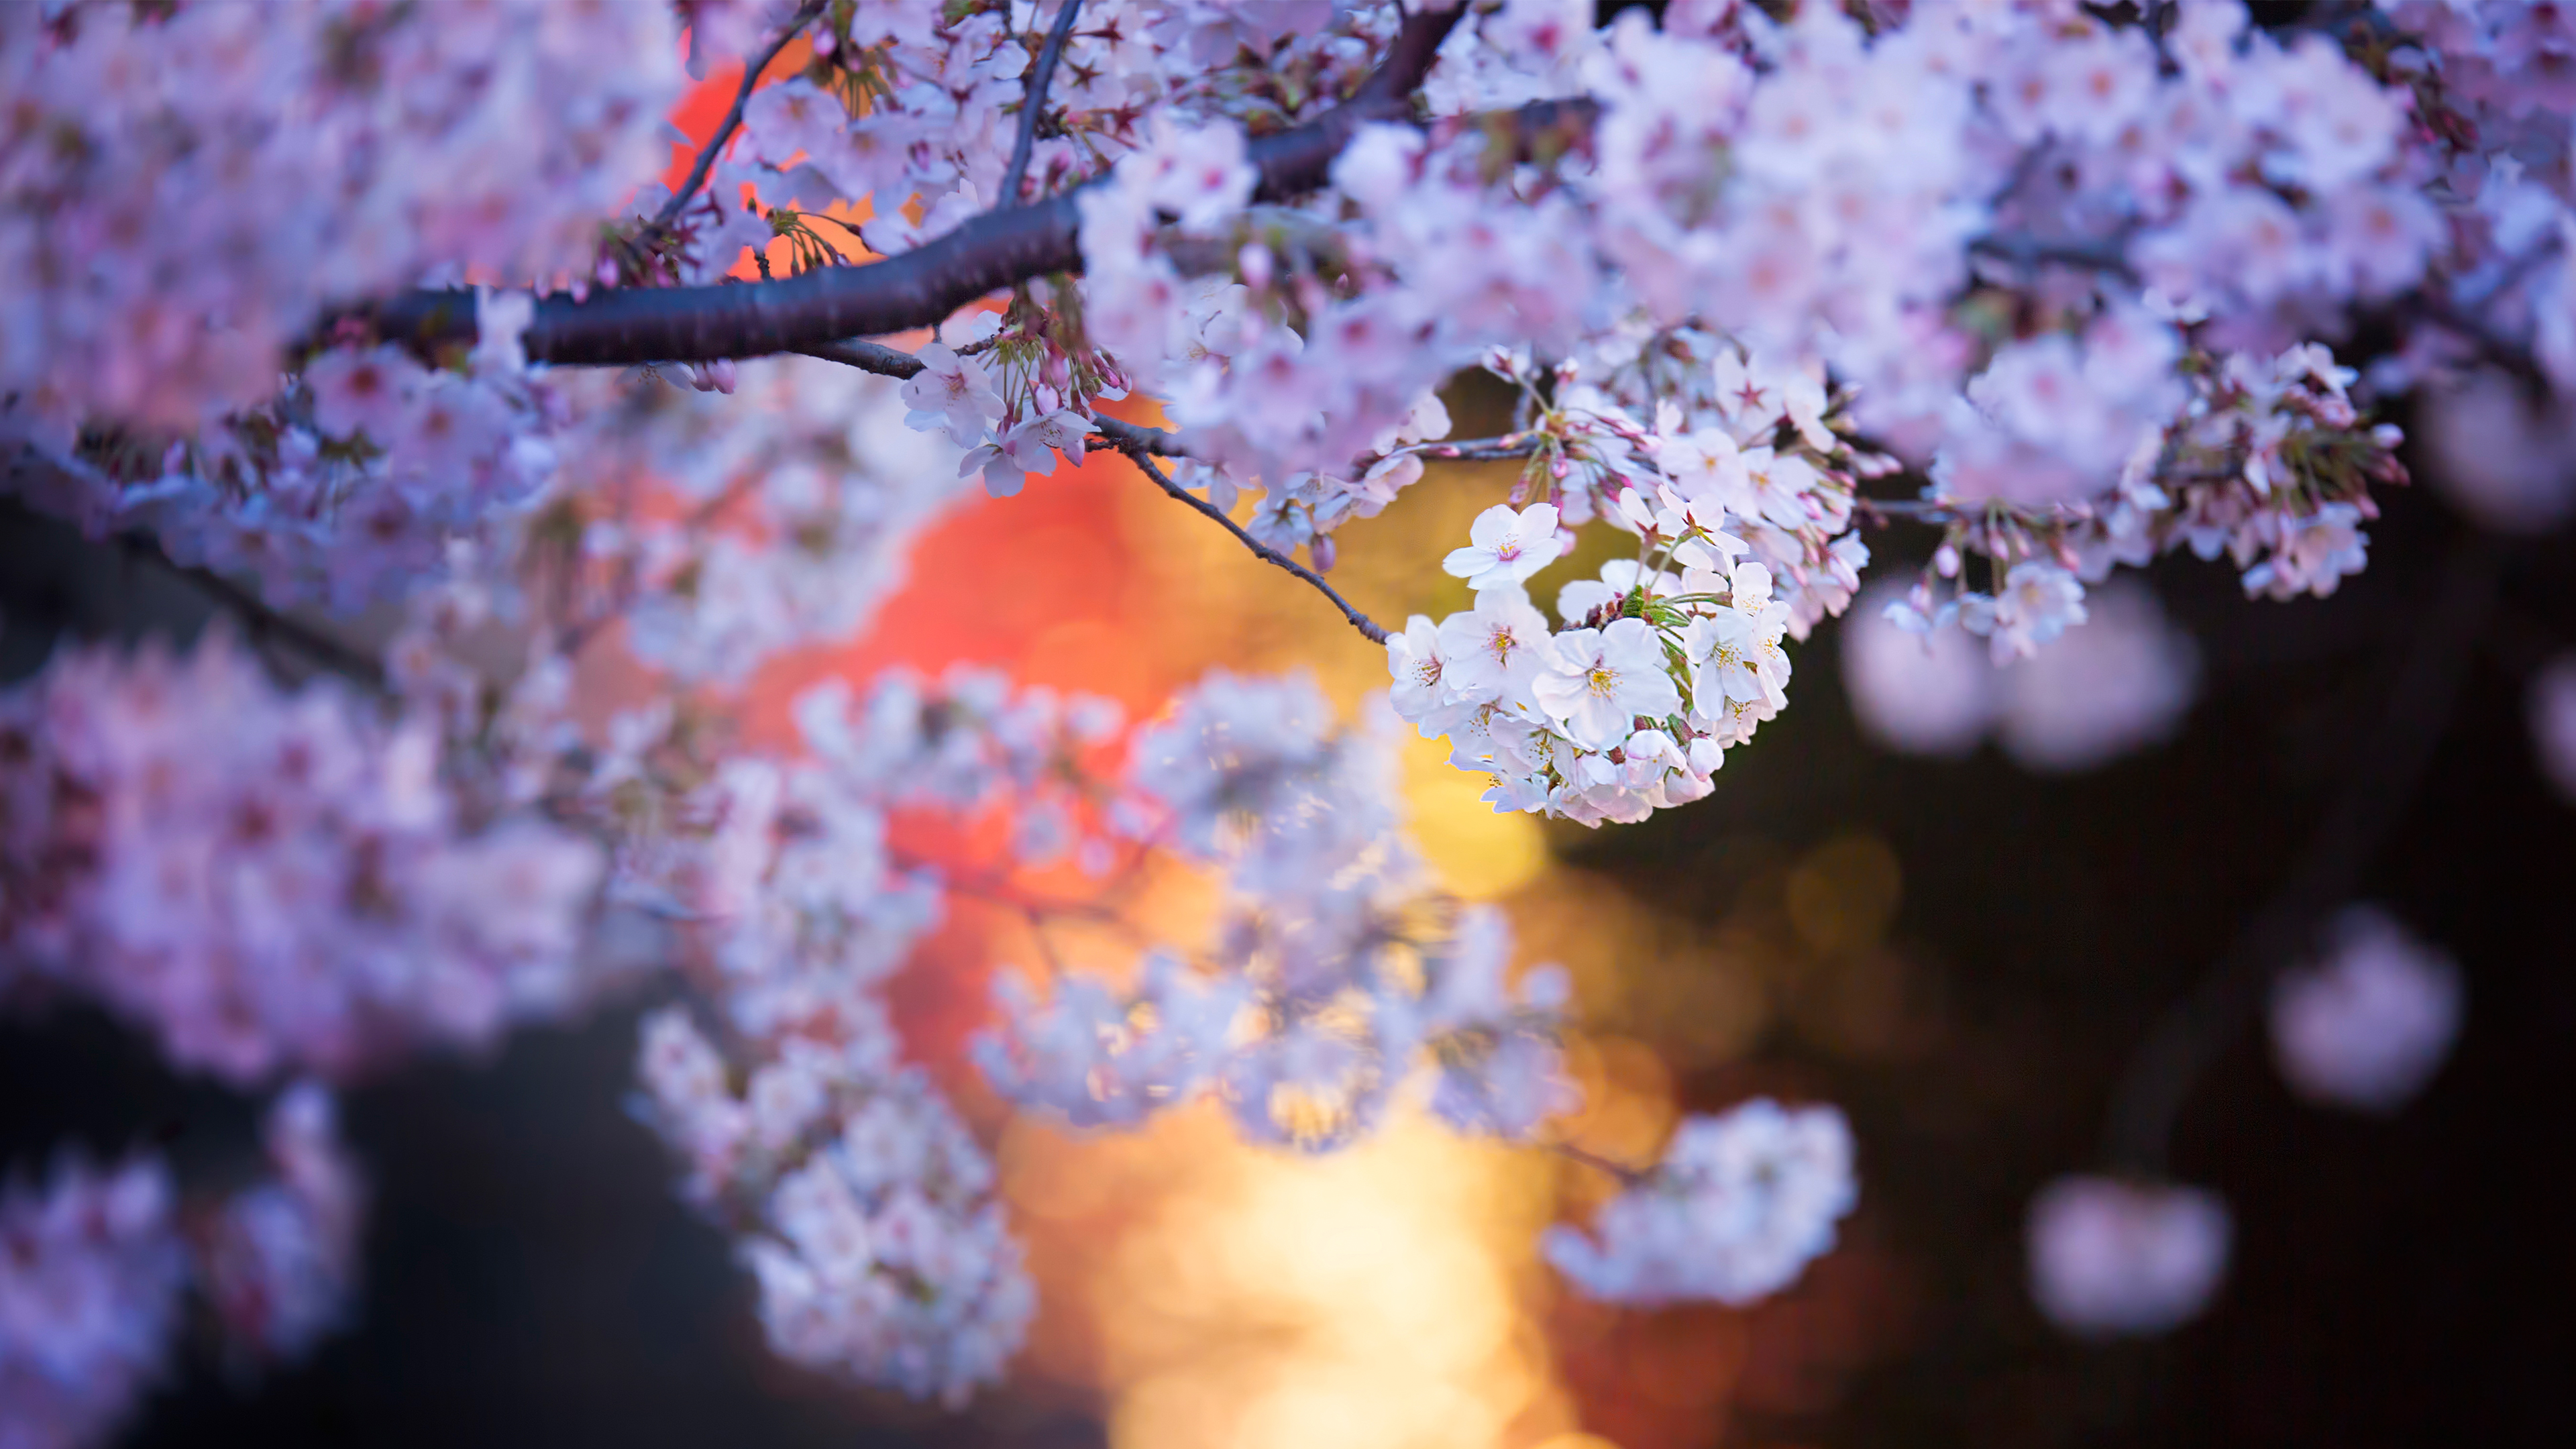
650,1,825,235
1112,440,1391,646
996,0,1085,211
343,5,1465,366
1964,230,2140,280
1857,496,2095,529
1416,434,1548,462
792,337,1190,456
2100,531,2498,1174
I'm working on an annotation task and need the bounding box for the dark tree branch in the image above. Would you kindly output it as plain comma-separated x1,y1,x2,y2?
1112,441,1390,647
115,534,390,690
996,0,1085,212
2100,531,2498,1175
1965,230,2139,281
651,2,825,236
343,5,1465,367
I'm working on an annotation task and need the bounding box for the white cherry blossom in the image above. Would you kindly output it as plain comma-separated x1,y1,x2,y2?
1443,502,1567,592
1533,617,1683,751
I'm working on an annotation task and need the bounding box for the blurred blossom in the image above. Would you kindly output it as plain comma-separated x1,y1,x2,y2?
1841,581,1995,759
0,630,606,1086
2027,1176,2231,1338
1995,580,2200,773
1842,579,2197,771
1544,1098,1856,1306
2420,369,2576,535
0,0,681,433
2269,907,2464,1114
197,1083,368,1368
635,1008,1034,1407
2530,654,2576,804
0,1156,187,1449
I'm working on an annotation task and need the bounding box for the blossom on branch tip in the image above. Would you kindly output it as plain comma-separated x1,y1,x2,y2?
2269,907,2463,1114
0,1156,186,1449
901,343,1007,449
1959,562,2088,664
197,1084,366,1369
2028,1177,2231,1338
1386,615,1454,728
1544,1099,1857,1306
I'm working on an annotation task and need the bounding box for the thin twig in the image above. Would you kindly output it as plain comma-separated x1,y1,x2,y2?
996,0,1085,212
1858,495,2094,527
1417,435,1543,462
1550,1141,1650,1187
2100,531,2498,1173
794,337,1192,457
1114,441,1391,646
650,2,826,235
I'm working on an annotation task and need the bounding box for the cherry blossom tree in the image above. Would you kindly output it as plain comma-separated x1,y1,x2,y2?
2,0,2568,1442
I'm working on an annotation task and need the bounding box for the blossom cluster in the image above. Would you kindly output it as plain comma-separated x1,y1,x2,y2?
1057,2,2432,574
9,295,559,613
2027,904,2466,1341
554,357,972,681
1843,576,2200,773
195,1083,369,1371
2269,906,2464,1114
2027,1175,2233,1338
1362,335,1884,824
633,1008,1033,1407
980,672,1581,1148
1544,1097,1858,1307
1889,341,2406,673
619,666,1134,1403
0,1155,185,1449
648,0,1400,276
1388,539,1766,827
2376,1,2576,392
0,1085,364,1449
0,629,604,1086
0,0,680,435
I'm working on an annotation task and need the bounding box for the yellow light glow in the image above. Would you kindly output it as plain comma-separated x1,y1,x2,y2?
1005,1101,1574,1449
